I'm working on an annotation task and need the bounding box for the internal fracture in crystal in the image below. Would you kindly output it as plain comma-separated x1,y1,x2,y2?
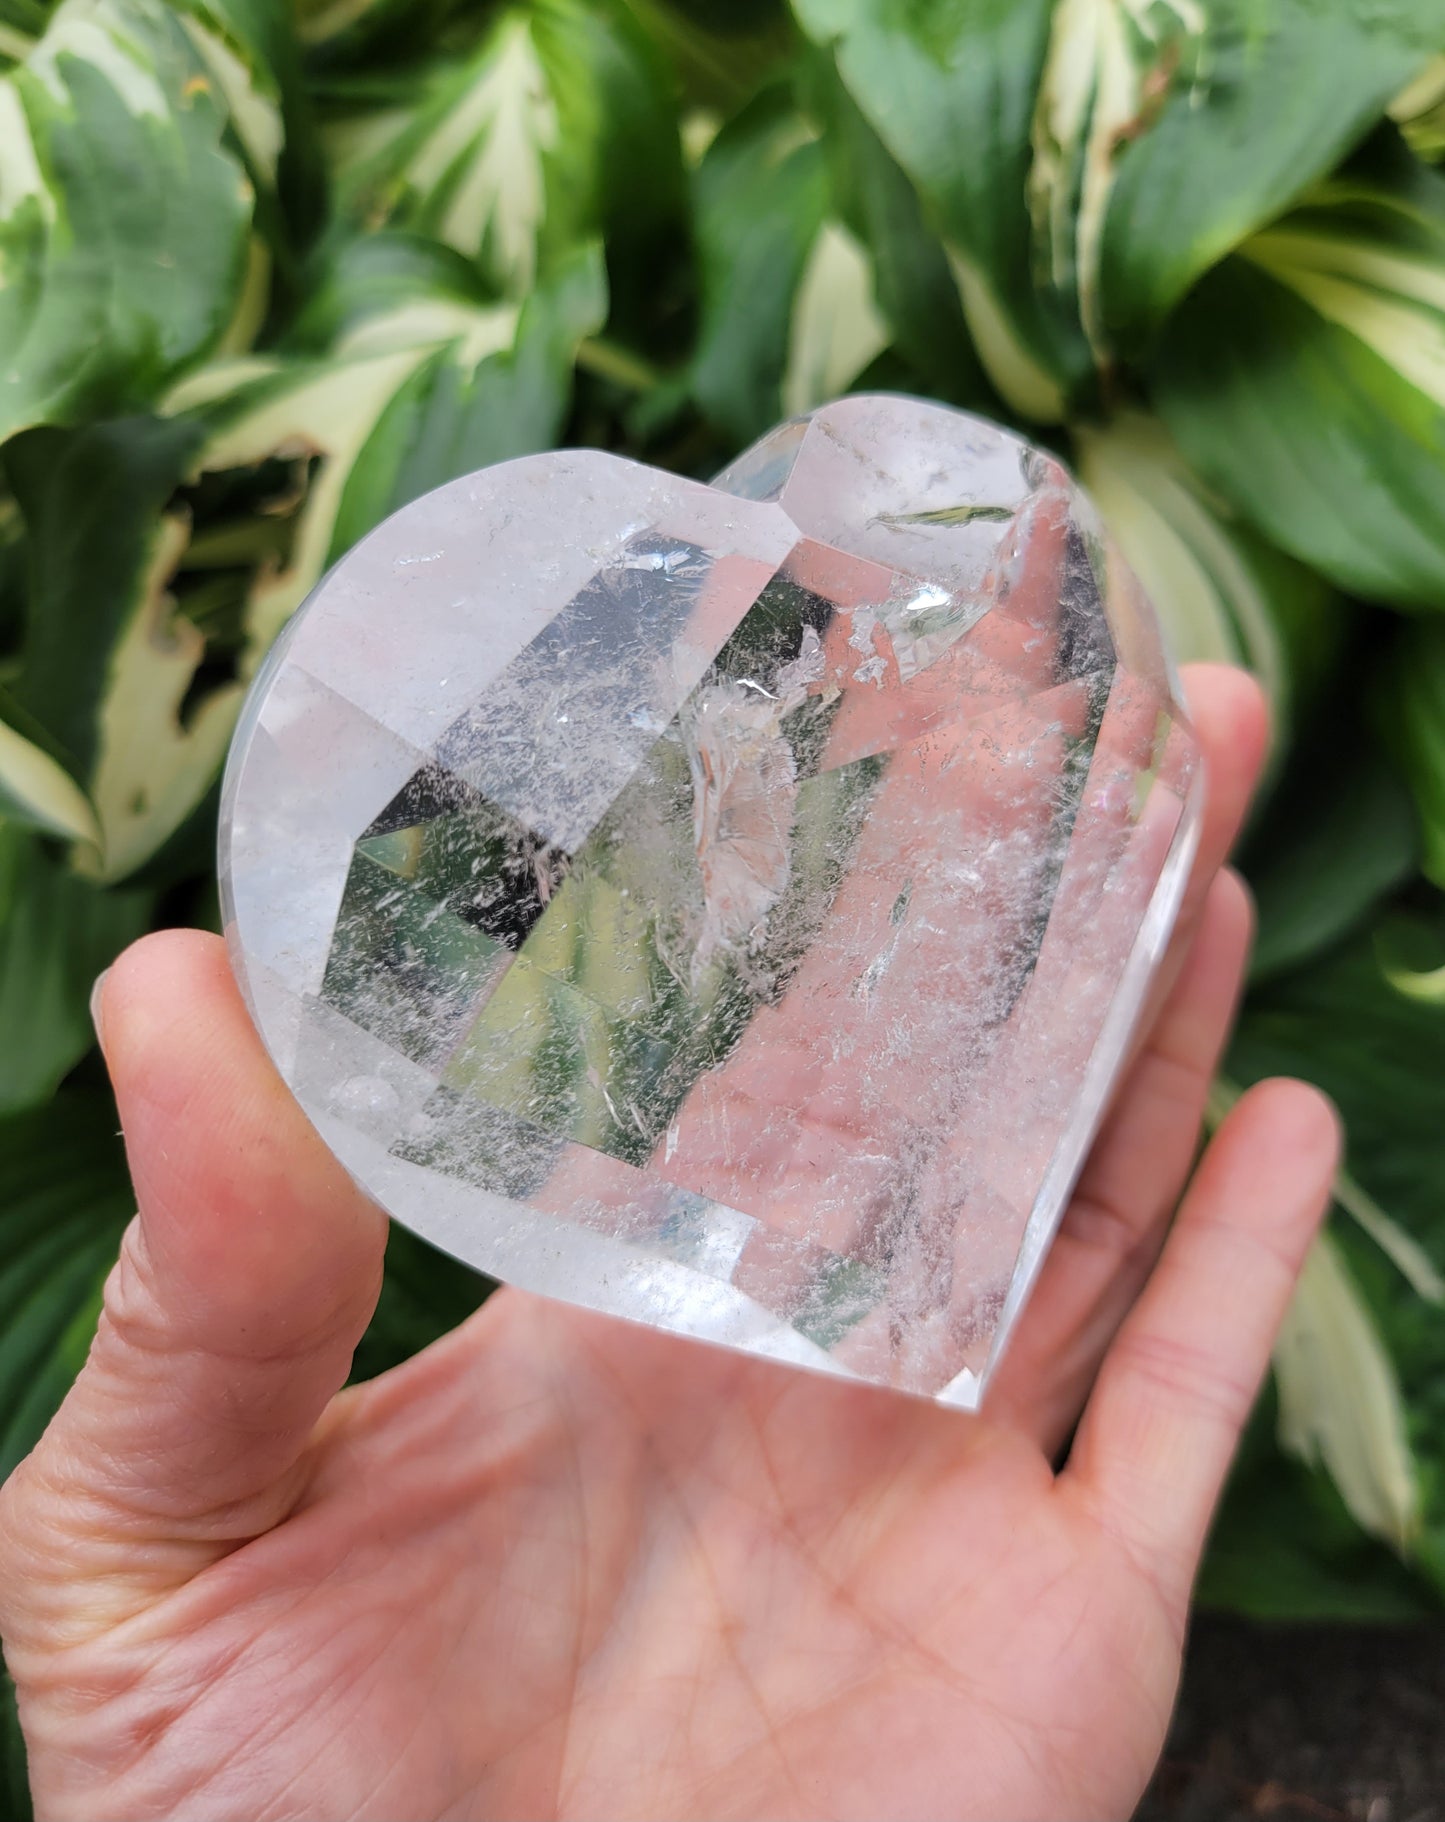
220,395,1201,1406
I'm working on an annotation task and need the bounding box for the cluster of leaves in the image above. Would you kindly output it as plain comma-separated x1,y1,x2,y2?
2,0,1445,1779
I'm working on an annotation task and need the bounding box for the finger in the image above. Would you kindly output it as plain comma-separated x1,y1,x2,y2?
990,867,1253,1450
0,930,388,1648
1062,1080,1339,1622
983,663,1264,1435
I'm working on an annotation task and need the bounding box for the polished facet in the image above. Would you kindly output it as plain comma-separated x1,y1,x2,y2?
220,395,1202,1406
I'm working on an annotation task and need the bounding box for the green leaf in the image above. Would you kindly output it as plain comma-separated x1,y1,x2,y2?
1155,138,1445,610
1237,728,1417,983
1075,411,1345,744
0,484,24,652
0,1087,133,1479
792,0,1090,420
0,0,256,439
690,88,828,441
0,0,47,25
0,825,151,1113
2,1664,29,1822
1090,0,1438,343
1229,913,1445,1604
1380,618,1445,887
617,0,797,112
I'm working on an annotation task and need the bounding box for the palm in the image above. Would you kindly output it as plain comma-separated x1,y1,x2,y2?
114,1298,1174,1821
1,669,1338,1822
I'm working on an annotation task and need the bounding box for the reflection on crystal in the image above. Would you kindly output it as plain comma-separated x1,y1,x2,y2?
220,396,1202,1406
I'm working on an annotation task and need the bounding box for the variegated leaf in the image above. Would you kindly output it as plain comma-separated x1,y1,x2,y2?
80,512,246,882
1092,1,1437,341
1030,0,1203,360
327,0,681,306
1275,1231,1421,1553
1076,412,1341,744
1227,936,1445,1596
794,0,1087,421
295,0,393,44
1156,137,1445,609
4,414,213,884
0,0,259,438
178,2,283,189
780,218,888,418
1,246,600,884
338,10,555,295
180,339,462,660
694,83,973,437
5,476,242,883
177,242,604,665
0,4,37,68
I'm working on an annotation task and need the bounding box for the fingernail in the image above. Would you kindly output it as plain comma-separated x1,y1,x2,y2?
90,968,110,1048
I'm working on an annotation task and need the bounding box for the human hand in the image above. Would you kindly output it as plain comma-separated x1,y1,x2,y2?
0,664,1339,1821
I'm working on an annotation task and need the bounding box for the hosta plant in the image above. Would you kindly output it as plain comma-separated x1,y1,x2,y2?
3,0,1445,1801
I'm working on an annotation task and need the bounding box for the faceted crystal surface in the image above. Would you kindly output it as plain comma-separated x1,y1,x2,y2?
220,396,1201,1407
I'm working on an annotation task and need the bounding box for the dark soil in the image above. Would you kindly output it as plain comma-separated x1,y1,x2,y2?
1139,1617,1445,1821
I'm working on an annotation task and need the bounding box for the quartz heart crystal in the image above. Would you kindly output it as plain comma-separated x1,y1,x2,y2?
220,395,1201,1406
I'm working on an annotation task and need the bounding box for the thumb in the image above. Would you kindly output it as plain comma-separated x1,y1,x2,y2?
0,929,387,1647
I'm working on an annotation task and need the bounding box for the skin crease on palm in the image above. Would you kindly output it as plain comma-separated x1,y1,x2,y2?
0,662,1339,1822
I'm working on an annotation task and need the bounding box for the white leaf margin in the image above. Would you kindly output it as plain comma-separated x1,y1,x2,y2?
1208,1075,1435,1550
0,716,100,849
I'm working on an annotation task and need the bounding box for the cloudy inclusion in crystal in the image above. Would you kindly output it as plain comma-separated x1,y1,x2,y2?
220,396,1201,1406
